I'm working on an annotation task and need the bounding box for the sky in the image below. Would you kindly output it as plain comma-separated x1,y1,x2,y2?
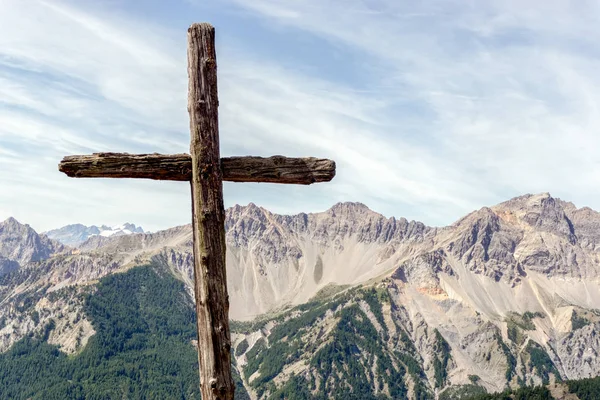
1,0,600,233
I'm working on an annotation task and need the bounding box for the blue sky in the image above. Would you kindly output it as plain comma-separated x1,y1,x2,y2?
1,0,600,232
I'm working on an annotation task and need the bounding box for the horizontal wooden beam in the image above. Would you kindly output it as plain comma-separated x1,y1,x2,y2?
58,153,336,185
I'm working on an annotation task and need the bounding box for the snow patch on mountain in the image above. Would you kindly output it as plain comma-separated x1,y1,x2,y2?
96,223,145,238
45,223,145,246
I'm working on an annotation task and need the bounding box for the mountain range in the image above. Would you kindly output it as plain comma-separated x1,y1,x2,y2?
1,193,600,399
44,223,146,246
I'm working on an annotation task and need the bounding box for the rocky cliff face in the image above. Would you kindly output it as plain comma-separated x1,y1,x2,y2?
3,193,600,396
0,256,19,277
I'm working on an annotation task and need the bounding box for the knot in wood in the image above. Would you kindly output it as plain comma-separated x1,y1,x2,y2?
194,99,206,111
200,163,214,178
209,377,218,389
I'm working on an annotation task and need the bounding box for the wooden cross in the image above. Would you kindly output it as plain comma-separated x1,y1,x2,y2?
58,23,335,400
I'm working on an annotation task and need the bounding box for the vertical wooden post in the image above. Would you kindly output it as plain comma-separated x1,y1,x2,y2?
187,23,234,400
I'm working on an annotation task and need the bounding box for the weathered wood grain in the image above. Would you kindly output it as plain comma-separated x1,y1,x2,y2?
58,153,336,185
59,153,192,181
187,23,234,400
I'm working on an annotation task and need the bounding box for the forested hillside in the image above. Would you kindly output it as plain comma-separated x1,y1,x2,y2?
3,263,600,399
0,265,249,400
470,375,600,399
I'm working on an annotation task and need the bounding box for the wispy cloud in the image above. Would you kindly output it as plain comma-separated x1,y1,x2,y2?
226,0,600,212
0,0,192,231
2,0,600,232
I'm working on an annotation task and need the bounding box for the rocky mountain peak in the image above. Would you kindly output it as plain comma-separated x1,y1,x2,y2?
118,223,144,233
0,217,64,269
493,193,577,244
1,216,29,231
494,192,574,217
453,206,499,228
226,203,268,222
1,217,37,241
328,201,374,217
439,192,600,282
2,216,19,225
